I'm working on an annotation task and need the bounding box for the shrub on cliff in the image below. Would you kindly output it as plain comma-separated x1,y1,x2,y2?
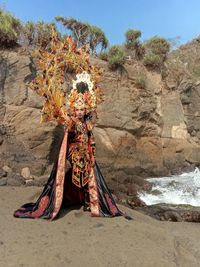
88,25,108,54
55,16,108,54
0,9,22,48
21,21,58,49
98,51,108,61
125,29,141,48
125,29,144,59
107,45,126,70
143,53,164,69
193,65,200,77
143,36,170,69
135,75,146,89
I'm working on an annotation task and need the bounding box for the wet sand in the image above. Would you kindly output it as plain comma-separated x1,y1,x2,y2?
1,186,200,267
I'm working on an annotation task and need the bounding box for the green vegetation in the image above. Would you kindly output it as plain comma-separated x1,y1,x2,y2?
143,52,164,68
0,9,57,49
107,45,126,70
22,21,57,48
193,65,200,77
55,17,108,54
143,36,170,55
135,75,146,89
125,29,144,59
143,36,170,69
0,8,22,48
88,25,108,53
0,8,172,73
125,29,141,48
98,50,108,61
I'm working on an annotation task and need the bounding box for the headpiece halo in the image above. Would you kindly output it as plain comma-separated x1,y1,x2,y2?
72,71,94,92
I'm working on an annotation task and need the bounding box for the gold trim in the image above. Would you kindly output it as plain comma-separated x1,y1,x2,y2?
88,167,100,216
51,130,68,220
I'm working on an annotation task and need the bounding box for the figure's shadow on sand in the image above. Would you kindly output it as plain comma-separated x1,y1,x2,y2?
56,205,85,220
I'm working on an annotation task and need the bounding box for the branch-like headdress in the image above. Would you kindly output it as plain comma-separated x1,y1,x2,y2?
28,30,104,125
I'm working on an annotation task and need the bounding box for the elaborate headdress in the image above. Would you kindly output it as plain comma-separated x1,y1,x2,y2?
28,29,104,125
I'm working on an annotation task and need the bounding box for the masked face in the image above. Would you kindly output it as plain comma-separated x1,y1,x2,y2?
74,107,86,119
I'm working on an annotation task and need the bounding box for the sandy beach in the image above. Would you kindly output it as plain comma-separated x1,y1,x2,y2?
0,186,199,267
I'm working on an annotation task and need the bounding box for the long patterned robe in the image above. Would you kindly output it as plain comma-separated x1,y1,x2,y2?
13,119,126,220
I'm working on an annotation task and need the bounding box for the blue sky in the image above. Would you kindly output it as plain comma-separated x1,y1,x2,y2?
1,0,199,47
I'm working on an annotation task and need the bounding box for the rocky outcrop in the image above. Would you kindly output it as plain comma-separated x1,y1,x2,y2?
1,41,200,195
139,203,200,222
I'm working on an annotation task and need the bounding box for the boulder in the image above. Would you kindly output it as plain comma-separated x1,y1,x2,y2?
21,167,31,179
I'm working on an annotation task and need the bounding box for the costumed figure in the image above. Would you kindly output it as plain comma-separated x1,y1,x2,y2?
13,31,132,221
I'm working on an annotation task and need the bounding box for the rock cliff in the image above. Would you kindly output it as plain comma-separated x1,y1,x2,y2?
1,40,200,196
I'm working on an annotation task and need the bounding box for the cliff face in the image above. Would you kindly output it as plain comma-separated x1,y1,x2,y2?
1,41,200,187
0,49,64,183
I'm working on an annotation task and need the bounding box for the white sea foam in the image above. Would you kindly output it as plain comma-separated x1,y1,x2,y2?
138,167,200,206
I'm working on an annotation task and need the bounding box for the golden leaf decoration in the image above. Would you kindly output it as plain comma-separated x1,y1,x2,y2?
28,29,104,126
